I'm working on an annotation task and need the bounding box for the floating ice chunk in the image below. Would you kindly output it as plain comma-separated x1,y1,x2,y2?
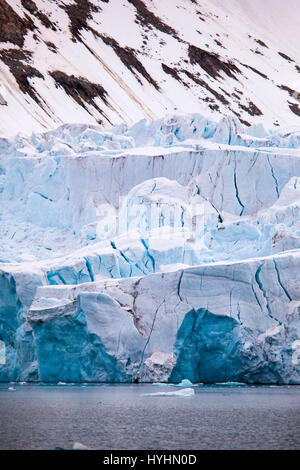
177,378,194,387
8,386,16,391
72,442,91,450
144,387,195,397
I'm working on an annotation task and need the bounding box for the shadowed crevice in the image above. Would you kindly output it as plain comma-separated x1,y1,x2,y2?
170,308,243,384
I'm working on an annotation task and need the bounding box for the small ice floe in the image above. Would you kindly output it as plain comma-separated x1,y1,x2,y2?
8,386,16,391
144,387,195,397
177,378,194,387
72,442,91,450
57,382,66,385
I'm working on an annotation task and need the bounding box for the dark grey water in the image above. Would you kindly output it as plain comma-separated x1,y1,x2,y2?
0,383,299,450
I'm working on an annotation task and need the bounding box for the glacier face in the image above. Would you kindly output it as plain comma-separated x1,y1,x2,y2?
1,114,300,383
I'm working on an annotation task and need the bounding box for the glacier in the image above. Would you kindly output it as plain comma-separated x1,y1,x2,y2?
1,113,300,384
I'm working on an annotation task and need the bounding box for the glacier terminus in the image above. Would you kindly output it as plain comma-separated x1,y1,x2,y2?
1,113,300,384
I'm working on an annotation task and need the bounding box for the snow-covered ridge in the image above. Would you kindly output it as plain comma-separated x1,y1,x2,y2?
1,114,300,383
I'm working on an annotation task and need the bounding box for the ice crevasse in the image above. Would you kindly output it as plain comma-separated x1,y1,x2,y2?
1,114,300,383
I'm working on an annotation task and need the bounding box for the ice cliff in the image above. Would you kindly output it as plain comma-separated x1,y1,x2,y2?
1,113,300,383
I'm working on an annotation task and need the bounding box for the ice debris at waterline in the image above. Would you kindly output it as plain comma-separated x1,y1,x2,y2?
152,379,196,387
1,114,300,384
214,382,247,387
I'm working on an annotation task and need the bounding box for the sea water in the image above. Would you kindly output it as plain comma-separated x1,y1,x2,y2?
0,384,299,450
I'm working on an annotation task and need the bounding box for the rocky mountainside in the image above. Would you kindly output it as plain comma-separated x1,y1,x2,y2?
1,0,300,136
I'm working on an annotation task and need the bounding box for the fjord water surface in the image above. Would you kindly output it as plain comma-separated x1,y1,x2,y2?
0,384,299,450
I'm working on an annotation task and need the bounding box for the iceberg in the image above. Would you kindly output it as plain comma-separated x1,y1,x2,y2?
72,442,91,450
177,379,194,387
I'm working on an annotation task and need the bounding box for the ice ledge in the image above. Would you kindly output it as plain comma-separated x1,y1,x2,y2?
23,249,300,384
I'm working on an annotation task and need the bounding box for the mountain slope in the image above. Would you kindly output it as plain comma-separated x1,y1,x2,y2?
0,0,300,136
